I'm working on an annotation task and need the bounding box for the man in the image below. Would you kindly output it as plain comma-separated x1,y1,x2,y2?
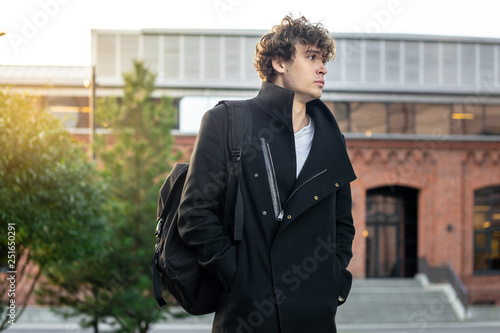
178,15,356,333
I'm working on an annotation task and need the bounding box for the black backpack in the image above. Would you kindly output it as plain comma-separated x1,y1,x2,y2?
151,100,251,314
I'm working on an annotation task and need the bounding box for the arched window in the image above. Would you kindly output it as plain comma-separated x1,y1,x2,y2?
474,187,500,273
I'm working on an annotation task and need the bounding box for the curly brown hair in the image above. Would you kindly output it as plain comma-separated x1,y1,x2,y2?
254,14,335,82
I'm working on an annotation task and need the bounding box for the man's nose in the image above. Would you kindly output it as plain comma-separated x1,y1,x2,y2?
318,63,327,75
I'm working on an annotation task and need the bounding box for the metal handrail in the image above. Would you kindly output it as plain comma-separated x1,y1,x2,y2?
418,257,469,309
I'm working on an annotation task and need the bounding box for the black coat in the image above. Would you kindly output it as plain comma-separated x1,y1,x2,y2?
178,82,357,333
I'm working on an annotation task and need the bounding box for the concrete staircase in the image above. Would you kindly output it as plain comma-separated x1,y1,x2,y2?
336,275,464,325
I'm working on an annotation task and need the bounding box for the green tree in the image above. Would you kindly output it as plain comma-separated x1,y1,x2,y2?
96,60,181,333
35,61,180,333
35,233,137,333
0,89,109,330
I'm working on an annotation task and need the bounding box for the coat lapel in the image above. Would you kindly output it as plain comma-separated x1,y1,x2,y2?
292,103,356,194
278,103,356,232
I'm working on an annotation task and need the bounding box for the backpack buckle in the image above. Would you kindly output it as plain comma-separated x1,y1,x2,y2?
155,218,164,238
232,148,242,162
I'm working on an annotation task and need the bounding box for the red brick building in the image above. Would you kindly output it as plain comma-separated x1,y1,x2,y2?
1,30,499,305
347,137,500,304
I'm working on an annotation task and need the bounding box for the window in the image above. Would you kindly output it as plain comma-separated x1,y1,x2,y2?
461,43,476,85
322,101,500,136
245,37,260,80
442,43,458,85
120,35,139,75
415,104,450,135
485,106,500,135
451,104,483,135
423,42,439,85
331,102,350,132
350,102,387,134
164,35,180,78
474,187,500,273
225,37,241,80
389,103,414,134
345,39,362,82
385,41,400,83
365,40,381,83
96,34,116,77
46,96,87,129
404,41,420,84
184,36,201,79
143,35,159,75
204,36,221,79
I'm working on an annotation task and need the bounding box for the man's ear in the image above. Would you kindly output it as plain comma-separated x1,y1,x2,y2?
272,57,286,75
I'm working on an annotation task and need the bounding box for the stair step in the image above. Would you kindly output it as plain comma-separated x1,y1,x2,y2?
336,278,460,324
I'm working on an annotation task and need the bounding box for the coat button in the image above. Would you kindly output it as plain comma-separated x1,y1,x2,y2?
314,195,319,200
262,211,267,215
254,173,259,178
287,215,292,220
335,183,339,187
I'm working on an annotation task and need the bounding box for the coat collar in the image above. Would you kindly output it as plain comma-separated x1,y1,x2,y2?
252,81,295,130
252,80,356,188
305,99,357,186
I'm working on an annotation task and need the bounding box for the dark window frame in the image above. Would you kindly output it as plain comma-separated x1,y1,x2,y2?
473,186,500,275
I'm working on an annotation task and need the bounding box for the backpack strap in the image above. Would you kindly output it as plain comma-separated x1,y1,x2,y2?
152,257,166,306
218,100,251,242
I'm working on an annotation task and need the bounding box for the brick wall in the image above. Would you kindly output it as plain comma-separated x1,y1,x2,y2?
346,138,500,305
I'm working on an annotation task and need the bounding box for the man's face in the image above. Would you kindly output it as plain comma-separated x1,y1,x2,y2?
277,43,328,104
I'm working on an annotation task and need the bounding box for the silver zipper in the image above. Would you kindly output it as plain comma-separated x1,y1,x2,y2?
260,138,282,220
260,137,328,223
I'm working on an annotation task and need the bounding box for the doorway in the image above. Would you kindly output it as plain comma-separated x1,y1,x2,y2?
365,186,418,278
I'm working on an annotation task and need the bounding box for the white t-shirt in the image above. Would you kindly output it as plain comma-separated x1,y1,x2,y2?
294,115,315,178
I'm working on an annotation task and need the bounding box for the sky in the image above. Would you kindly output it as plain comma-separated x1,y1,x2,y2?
1,0,499,67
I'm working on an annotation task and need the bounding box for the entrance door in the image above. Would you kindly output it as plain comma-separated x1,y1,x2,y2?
365,186,418,278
